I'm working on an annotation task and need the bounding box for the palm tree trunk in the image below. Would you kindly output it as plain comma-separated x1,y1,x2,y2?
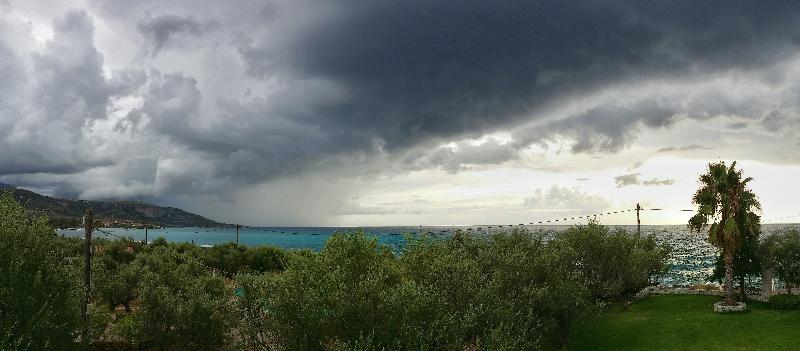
724,249,735,305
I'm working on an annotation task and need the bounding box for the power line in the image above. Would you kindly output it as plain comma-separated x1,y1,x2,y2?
643,208,695,212
517,208,636,227
762,213,800,223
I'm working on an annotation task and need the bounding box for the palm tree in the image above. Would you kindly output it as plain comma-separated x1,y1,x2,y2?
689,161,761,306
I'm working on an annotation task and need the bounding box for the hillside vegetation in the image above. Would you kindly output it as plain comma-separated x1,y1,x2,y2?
0,183,223,228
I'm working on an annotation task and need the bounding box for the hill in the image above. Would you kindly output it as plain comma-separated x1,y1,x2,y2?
0,183,225,228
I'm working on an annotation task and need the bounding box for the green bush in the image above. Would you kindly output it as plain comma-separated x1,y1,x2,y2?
770,230,800,292
146,239,286,275
237,227,669,350
552,221,670,301
400,230,597,349
0,191,82,351
252,232,404,350
196,242,286,275
768,294,800,310
92,239,141,312
121,248,235,350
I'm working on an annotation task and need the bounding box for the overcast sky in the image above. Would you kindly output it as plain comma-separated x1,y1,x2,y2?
2,0,800,226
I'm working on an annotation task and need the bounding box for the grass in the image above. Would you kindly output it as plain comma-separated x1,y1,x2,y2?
569,295,800,351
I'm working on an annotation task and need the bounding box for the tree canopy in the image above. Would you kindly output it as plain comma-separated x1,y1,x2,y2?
689,161,760,305
0,190,83,350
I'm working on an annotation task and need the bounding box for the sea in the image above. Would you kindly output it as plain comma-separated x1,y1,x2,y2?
57,223,800,287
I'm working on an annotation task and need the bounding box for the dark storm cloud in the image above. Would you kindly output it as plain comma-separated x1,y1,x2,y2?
132,0,800,191
137,14,209,56
513,99,679,153
4,0,800,202
235,0,800,155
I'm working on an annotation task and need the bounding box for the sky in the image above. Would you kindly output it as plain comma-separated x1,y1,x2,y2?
1,0,799,226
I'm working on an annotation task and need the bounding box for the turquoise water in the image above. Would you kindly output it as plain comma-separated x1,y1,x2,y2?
58,224,800,287
59,226,420,250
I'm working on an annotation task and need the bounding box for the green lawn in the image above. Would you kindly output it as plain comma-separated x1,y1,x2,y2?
569,295,800,351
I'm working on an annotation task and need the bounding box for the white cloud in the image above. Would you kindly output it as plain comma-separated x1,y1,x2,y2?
523,186,611,213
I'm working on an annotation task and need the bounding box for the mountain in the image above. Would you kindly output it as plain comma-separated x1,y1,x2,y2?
1,184,225,228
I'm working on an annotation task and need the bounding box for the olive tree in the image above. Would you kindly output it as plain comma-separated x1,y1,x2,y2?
121,248,235,350
770,229,800,293
92,239,139,313
552,220,670,302
0,190,82,350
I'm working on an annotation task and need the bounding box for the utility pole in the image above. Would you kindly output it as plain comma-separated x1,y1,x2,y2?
81,209,93,341
236,224,241,244
145,227,148,244
636,203,642,237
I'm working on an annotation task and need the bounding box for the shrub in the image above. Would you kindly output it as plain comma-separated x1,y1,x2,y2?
768,294,800,310
233,273,282,350
92,258,139,312
146,239,286,275
258,232,404,350
770,229,800,292
240,226,669,350
121,248,235,350
400,230,598,349
92,239,141,313
551,221,670,301
0,190,82,351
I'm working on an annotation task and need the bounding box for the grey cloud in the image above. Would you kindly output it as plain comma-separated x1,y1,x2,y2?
137,14,210,56
5,1,800,205
513,99,678,153
32,11,109,124
761,109,800,134
642,178,675,186
657,144,712,153
614,173,675,188
762,110,786,132
726,121,749,130
512,76,782,154
139,70,202,134
405,139,519,173
0,10,144,176
614,173,641,187
236,0,800,155
523,185,610,212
